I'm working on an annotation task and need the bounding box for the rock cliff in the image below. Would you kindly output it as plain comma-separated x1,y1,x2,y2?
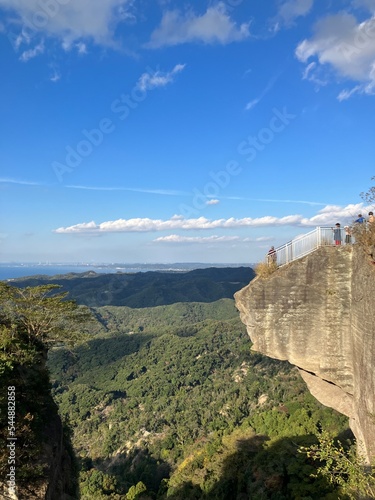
0,359,78,500
235,245,375,462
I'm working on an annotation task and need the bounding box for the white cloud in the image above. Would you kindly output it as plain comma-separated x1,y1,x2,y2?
54,204,367,234
0,0,134,48
254,236,274,242
146,2,250,48
301,61,328,87
19,40,44,61
302,61,316,78
206,199,220,205
337,85,362,101
49,68,61,82
0,177,43,186
296,12,375,98
244,71,283,111
62,40,88,54
338,62,375,99
353,0,375,12
245,98,260,111
306,203,368,225
56,221,99,233
66,184,189,195
137,64,186,91
76,41,88,54
277,0,314,26
154,235,240,244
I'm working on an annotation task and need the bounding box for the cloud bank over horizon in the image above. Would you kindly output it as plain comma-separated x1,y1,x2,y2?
54,203,368,235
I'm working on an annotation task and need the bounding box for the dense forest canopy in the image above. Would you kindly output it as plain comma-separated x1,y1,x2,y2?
48,298,350,499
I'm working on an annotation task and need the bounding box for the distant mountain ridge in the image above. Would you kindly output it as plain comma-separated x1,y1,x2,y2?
10,266,255,308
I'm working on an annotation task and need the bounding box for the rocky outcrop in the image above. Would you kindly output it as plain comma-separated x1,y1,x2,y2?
235,245,375,462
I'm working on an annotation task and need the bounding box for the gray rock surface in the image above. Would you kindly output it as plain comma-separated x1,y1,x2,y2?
235,245,375,462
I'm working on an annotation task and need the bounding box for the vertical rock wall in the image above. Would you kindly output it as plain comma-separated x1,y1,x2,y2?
234,245,375,462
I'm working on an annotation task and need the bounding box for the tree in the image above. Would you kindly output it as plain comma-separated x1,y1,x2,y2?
360,176,375,205
0,283,91,353
0,282,92,380
126,481,148,499
0,283,91,496
80,469,118,498
348,177,375,255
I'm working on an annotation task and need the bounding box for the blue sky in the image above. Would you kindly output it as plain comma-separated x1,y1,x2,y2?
0,0,375,264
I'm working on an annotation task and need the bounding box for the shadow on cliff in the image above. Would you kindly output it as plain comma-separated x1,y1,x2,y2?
164,433,353,500
0,362,80,500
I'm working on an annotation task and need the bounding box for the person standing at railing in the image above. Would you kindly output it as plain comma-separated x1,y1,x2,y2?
368,211,374,224
344,226,352,244
267,246,277,265
355,214,366,224
332,223,342,245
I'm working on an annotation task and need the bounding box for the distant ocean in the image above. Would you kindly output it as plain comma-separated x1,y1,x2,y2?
0,265,119,281
0,263,248,281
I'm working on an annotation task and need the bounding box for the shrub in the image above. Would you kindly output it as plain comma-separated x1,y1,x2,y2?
351,223,375,261
255,261,278,278
300,431,375,499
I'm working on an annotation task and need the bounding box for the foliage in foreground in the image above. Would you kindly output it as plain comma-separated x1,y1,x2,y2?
0,283,90,497
351,221,375,259
301,431,375,500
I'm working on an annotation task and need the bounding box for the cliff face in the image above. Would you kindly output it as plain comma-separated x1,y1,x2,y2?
235,245,375,462
0,359,77,500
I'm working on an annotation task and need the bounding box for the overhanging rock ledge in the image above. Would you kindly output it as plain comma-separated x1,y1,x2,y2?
234,245,375,462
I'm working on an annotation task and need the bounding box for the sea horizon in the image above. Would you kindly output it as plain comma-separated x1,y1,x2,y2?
0,262,251,281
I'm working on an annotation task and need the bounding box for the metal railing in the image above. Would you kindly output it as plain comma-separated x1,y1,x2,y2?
267,227,352,267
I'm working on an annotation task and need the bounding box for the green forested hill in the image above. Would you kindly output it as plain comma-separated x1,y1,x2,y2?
10,267,255,307
48,298,350,499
